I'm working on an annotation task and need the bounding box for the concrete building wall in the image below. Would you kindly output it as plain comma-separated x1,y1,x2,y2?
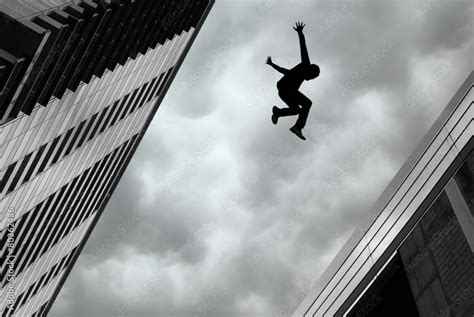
400,153,474,317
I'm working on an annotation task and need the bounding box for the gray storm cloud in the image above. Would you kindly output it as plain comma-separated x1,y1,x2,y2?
51,0,473,316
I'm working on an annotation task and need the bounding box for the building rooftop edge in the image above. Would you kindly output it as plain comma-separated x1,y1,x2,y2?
293,70,474,316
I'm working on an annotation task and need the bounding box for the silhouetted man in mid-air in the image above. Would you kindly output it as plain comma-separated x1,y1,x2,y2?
266,22,320,140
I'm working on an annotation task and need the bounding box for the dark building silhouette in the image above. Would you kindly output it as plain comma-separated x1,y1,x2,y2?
293,72,474,317
0,1,214,315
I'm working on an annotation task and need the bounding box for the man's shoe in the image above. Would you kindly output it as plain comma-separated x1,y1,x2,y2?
290,126,306,140
271,106,279,125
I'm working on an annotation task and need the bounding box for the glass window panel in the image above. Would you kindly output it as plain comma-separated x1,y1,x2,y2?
454,150,474,217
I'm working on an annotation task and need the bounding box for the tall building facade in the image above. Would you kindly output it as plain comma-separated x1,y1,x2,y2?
0,0,214,315
292,71,473,317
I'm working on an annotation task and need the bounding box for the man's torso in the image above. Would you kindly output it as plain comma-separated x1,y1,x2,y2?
277,63,307,91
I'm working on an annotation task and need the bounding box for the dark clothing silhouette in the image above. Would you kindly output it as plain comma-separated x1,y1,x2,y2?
276,63,308,91
266,22,319,140
277,87,312,129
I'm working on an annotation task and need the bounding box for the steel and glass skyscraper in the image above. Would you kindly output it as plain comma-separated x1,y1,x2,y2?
0,1,214,315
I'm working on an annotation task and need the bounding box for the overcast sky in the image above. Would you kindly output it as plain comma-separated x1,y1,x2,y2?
50,0,473,316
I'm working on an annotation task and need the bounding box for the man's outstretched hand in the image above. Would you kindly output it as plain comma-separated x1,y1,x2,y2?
266,56,272,65
293,21,305,33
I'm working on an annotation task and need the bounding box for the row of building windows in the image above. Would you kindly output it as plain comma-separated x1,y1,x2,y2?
0,1,212,315
0,23,188,254
0,134,137,287
2,245,78,316
0,0,208,123
0,67,173,197
0,22,190,315
0,8,192,175
31,300,49,317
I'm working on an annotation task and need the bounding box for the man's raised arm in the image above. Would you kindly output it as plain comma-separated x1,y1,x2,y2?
266,56,289,74
294,22,310,65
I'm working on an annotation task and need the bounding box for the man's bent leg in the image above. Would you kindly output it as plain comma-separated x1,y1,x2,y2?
277,90,301,117
278,107,300,117
294,91,312,129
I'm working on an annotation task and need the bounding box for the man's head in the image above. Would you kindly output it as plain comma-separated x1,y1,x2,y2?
305,64,320,80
